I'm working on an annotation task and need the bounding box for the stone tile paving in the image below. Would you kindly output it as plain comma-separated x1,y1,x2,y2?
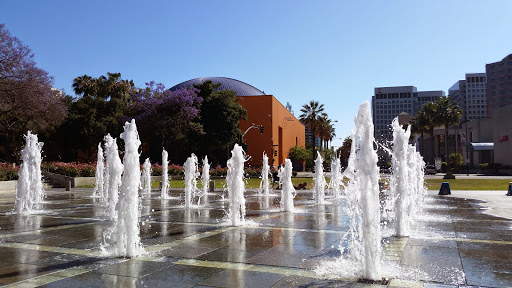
0,187,510,287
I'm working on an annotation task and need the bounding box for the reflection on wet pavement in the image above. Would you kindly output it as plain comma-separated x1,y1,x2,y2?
0,188,511,287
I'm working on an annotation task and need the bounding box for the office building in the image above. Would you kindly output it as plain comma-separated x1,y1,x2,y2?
448,73,487,121
485,53,512,117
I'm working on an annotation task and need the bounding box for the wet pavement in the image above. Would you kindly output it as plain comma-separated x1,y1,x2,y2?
0,187,511,287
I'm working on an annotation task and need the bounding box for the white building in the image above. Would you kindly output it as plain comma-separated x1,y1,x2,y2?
372,86,445,142
449,73,487,121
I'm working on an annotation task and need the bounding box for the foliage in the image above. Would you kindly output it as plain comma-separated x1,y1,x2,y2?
42,162,96,177
436,97,462,160
193,81,247,166
322,149,335,168
288,145,309,162
317,116,336,150
299,100,327,164
449,153,463,168
129,81,203,162
336,137,352,168
0,163,19,181
478,163,489,170
61,72,136,161
0,24,68,161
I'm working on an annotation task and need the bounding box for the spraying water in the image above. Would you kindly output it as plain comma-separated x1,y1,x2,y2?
104,119,143,258
141,158,152,197
201,155,210,196
314,151,326,204
184,153,199,208
328,157,342,198
339,101,382,281
226,144,247,226
278,159,296,212
15,131,44,214
161,149,170,199
390,117,412,237
93,143,105,199
104,134,123,220
258,153,272,195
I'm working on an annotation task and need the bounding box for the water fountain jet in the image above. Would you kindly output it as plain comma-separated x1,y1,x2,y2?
226,144,247,226
15,131,44,214
103,119,143,258
278,159,296,212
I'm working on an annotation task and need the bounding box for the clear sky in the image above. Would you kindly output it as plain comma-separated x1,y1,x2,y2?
1,0,511,148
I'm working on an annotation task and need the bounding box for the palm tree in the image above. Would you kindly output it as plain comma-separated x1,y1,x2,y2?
299,101,327,162
419,102,439,164
317,116,334,151
435,96,462,162
410,109,429,161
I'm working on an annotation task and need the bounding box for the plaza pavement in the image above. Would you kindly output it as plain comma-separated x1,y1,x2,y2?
0,180,511,287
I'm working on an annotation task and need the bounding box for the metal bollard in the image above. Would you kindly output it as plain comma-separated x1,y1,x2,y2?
65,177,71,191
439,182,451,195
506,182,512,196
209,180,215,192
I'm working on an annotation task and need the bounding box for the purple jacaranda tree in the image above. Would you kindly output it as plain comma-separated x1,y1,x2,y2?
0,24,67,161
128,81,203,162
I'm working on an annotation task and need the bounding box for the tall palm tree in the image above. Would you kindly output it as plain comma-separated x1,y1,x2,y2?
299,101,326,162
317,116,333,151
435,96,462,162
420,102,439,164
410,109,429,161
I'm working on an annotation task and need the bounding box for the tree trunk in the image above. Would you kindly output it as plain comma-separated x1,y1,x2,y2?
311,127,316,165
429,130,435,165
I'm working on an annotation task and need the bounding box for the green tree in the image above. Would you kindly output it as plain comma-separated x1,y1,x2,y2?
0,24,67,161
193,80,247,166
336,137,352,169
63,72,136,161
410,108,429,161
288,145,309,171
317,116,336,150
435,96,462,161
299,101,327,164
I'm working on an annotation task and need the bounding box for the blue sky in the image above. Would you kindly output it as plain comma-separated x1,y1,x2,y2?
1,1,511,148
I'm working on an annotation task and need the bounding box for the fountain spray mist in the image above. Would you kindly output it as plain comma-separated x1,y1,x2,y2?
201,156,210,196
391,118,412,237
226,144,247,226
328,157,342,198
314,151,326,204
141,158,152,197
93,143,105,199
104,119,143,257
259,153,272,195
104,134,123,220
161,149,170,199
278,159,296,212
184,153,199,208
341,101,382,281
15,131,44,214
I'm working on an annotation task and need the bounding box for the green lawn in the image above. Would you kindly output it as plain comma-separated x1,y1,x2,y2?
80,177,511,191
425,179,511,190
152,177,319,189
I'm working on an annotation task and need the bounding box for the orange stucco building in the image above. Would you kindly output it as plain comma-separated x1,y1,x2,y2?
170,77,305,168
238,95,305,168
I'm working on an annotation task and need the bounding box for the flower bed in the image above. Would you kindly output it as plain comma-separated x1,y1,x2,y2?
1,161,267,182
42,162,96,177
0,163,19,181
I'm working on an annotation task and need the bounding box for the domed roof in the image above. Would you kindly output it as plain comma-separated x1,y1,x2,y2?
170,77,265,96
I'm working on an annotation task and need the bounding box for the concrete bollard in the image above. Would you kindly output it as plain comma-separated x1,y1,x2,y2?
209,180,215,192
439,182,451,195
65,177,71,191
507,182,512,196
